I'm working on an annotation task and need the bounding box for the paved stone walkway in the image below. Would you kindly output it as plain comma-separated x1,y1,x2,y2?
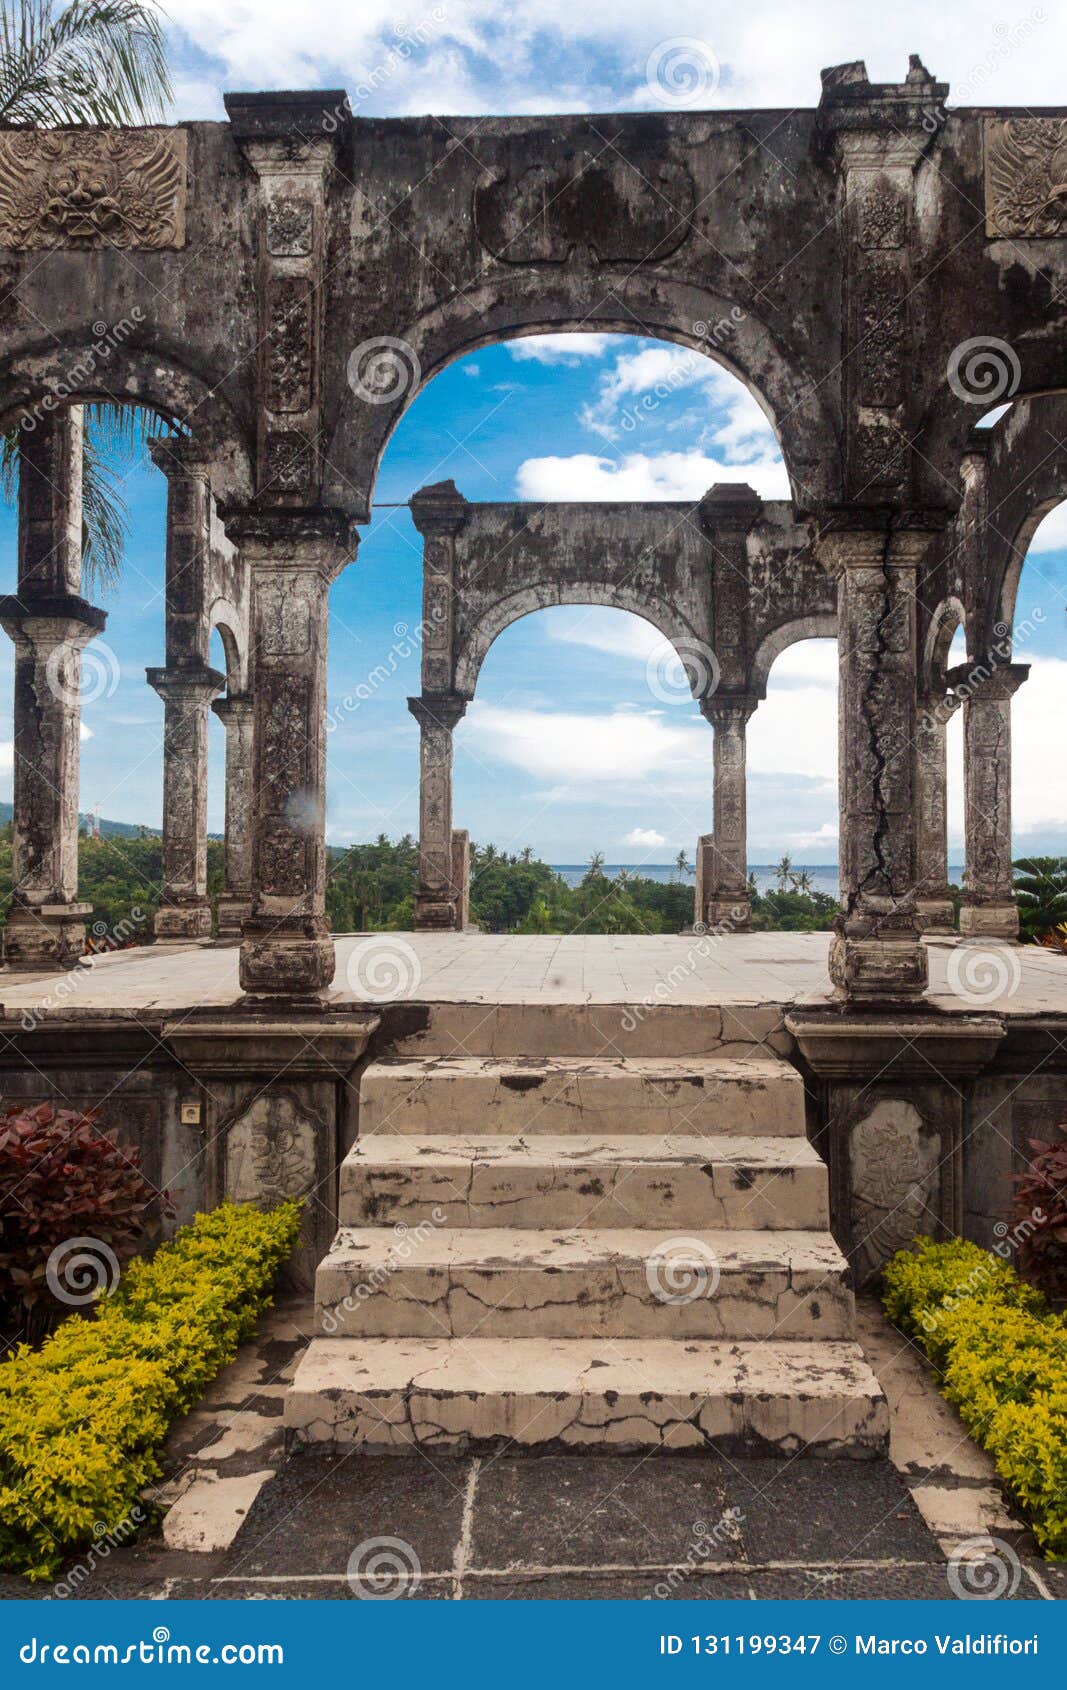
1,932,1064,1017
2,1300,1060,1603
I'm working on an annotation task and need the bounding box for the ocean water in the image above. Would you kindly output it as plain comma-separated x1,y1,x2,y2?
551,864,967,896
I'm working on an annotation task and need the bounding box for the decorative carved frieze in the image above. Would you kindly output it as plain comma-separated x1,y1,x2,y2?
985,118,1067,238
266,194,315,256
0,128,186,249
265,276,313,412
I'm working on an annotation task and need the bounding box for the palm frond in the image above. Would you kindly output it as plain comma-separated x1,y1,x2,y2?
79,426,129,589
0,1,171,128
0,427,18,503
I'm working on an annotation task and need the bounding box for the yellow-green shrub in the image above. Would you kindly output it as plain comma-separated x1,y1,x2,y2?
883,1236,1067,1558
0,1200,301,1581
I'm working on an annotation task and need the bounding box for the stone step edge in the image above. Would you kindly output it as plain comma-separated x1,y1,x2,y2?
284,1337,889,1457
341,1132,826,1167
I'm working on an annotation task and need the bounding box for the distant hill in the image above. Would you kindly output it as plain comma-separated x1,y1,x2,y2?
0,804,221,841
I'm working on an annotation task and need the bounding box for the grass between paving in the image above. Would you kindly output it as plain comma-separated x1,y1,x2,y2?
883,1236,1067,1559
0,1200,302,1581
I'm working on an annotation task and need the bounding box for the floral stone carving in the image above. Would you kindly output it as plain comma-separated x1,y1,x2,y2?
0,129,186,250
849,1097,941,1281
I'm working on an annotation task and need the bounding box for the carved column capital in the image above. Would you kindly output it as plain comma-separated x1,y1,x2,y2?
146,663,226,708
949,658,1029,702
697,481,762,535
408,693,468,732
148,435,214,482
211,690,255,728
700,692,759,730
220,506,358,583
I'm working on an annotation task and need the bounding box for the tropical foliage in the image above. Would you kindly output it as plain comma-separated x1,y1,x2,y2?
0,1,173,585
1013,856,1067,944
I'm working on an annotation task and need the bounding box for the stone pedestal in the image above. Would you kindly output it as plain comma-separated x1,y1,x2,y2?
222,510,356,999
1,409,106,971
787,1010,1004,1283
819,527,930,1004
409,694,468,930
699,694,756,931
163,1007,379,1291
915,687,960,933
147,667,225,939
956,662,1028,942
212,692,255,939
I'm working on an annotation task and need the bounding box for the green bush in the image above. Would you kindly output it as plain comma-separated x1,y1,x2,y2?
0,1200,301,1581
883,1237,1067,1558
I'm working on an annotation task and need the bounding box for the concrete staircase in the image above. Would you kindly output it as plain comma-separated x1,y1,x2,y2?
286,1016,888,1457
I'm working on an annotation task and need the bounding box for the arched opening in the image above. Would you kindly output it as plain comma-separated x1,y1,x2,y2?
324,330,794,936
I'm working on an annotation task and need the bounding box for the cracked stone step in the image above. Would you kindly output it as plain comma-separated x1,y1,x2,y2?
388,1002,793,1058
285,1336,889,1457
339,1134,829,1231
315,1226,854,1342
358,1055,807,1137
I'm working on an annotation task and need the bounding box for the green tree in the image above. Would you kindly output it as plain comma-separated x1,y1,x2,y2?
0,1,172,585
1013,856,1067,943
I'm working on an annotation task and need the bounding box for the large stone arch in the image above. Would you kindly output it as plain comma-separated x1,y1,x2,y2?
0,334,254,506
454,583,706,699
324,274,841,520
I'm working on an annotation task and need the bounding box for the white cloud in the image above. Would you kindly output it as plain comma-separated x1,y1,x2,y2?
1026,502,1067,554
549,608,664,661
509,334,615,364
459,700,703,783
516,449,787,501
624,826,667,848
0,741,12,772
788,821,839,850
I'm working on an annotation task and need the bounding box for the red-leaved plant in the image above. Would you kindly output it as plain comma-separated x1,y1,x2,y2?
0,1102,171,1348
1011,1136,1067,1300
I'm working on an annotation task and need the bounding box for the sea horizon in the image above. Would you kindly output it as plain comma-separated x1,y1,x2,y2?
550,863,968,896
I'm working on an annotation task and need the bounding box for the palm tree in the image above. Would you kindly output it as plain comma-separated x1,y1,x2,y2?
0,1,172,588
774,854,793,892
586,850,606,879
1013,856,1067,943
675,848,691,881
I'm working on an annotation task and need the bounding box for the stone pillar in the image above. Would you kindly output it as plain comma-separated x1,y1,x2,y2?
699,694,757,930
957,662,1028,940
915,687,960,933
146,669,225,938
820,526,931,1003
408,694,468,930
223,510,355,998
211,692,255,940
0,408,106,970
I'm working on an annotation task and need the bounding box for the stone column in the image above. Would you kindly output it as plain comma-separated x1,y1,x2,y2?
915,687,960,933
408,694,468,930
147,439,224,940
820,526,931,1003
211,692,255,940
957,662,1028,940
699,694,757,930
0,408,106,970
223,510,355,998
451,829,471,931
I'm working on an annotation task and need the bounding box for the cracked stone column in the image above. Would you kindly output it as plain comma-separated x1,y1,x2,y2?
409,694,468,930
211,692,255,940
223,510,355,998
699,694,757,930
0,408,106,970
147,440,225,939
915,686,960,933
957,661,1028,941
819,525,930,1003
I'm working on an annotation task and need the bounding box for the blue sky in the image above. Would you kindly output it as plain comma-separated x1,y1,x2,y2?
1,2,1065,865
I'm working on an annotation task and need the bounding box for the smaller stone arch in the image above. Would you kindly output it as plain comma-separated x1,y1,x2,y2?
209,606,248,693
454,584,707,700
921,595,967,693
749,614,838,696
